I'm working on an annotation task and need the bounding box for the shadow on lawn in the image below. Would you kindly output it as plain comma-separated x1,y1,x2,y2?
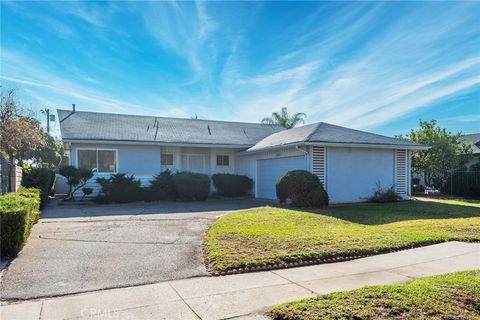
286,199,480,225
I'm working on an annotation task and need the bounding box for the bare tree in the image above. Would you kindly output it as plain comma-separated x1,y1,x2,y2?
0,89,46,164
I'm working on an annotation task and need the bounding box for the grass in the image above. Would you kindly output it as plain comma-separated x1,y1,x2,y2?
269,270,480,320
206,199,480,271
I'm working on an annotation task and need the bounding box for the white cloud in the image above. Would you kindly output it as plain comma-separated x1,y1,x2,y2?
3,1,479,132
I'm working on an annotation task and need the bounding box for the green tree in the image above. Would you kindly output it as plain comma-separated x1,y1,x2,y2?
0,89,46,164
406,120,473,188
27,133,64,169
261,107,306,129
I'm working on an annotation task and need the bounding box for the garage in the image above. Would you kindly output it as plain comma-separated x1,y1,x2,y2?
256,155,306,199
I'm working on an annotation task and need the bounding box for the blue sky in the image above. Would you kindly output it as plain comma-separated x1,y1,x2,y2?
1,1,479,137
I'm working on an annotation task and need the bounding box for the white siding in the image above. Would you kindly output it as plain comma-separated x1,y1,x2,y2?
210,148,237,175
70,143,162,198
325,147,395,204
69,143,243,198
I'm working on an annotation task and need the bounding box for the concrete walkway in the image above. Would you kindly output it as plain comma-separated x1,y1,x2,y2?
1,241,479,320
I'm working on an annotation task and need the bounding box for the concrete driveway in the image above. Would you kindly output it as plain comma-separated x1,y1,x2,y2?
0,199,267,300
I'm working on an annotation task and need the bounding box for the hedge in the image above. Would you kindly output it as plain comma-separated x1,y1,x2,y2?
173,172,210,201
95,173,142,203
21,168,55,208
0,188,41,258
147,170,177,201
212,173,253,197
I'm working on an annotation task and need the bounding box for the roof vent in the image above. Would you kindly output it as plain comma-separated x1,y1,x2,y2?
207,125,211,135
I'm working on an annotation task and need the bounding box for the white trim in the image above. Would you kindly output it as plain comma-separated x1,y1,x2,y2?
240,142,429,155
215,154,230,167
76,148,118,174
394,149,408,194
64,139,249,149
311,145,327,189
160,153,174,166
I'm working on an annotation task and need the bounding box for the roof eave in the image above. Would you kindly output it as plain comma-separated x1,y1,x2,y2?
61,138,252,149
238,142,304,155
305,141,430,150
240,141,430,154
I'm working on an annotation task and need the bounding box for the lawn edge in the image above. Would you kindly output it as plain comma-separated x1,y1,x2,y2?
203,239,480,276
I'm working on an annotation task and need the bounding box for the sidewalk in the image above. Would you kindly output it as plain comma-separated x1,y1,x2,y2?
1,241,479,320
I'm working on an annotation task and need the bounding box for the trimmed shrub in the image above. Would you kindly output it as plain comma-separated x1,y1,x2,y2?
1,187,41,258
370,183,401,203
212,173,253,197
81,187,93,200
147,170,177,201
276,170,329,208
21,167,55,208
306,185,330,208
95,173,142,203
59,166,94,200
173,172,210,201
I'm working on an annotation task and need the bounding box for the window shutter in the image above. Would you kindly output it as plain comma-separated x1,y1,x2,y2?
395,149,407,194
312,146,326,188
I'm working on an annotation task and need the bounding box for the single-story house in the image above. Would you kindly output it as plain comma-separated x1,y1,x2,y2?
58,109,427,203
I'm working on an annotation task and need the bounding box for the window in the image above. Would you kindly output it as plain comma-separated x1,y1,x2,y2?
161,154,174,166
216,155,229,166
77,149,116,173
98,150,116,172
78,150,97,171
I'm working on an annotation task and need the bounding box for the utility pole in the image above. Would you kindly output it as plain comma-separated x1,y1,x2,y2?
41,108,55,133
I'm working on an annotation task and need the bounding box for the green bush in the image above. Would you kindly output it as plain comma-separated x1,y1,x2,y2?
306,186,330,208
95,173,142,203
212,173,253,197
1,187,41,258
147,170,177,201
59,166,94,200
173,172,210,201
276,170,329,208
21,168,55,208
370,183,401,203
81,187,93,200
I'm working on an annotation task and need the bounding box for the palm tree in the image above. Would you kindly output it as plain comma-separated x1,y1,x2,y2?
261,107,306,129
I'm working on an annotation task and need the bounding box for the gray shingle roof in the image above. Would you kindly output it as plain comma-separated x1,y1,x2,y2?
461,133,480,155
57,110,284,147
247,122,427,151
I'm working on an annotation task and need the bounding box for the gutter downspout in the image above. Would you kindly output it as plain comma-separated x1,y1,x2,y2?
296,145,309,171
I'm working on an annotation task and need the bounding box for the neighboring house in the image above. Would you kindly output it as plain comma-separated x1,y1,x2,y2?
461,133,480,169
58,109,427,203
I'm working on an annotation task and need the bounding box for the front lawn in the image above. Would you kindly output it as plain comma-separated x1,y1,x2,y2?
206,199,480,271
269,270,480,320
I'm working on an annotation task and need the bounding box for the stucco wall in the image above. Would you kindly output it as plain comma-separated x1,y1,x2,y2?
69,143,242,198
326,147,395,203
70,143,161,198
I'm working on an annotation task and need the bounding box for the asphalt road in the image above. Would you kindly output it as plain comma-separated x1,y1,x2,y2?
0,199,266,300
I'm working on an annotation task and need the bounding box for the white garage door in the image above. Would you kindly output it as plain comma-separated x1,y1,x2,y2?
257,156,305,199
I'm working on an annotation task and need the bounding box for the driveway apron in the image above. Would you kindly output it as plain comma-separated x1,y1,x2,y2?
0,199,265,300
